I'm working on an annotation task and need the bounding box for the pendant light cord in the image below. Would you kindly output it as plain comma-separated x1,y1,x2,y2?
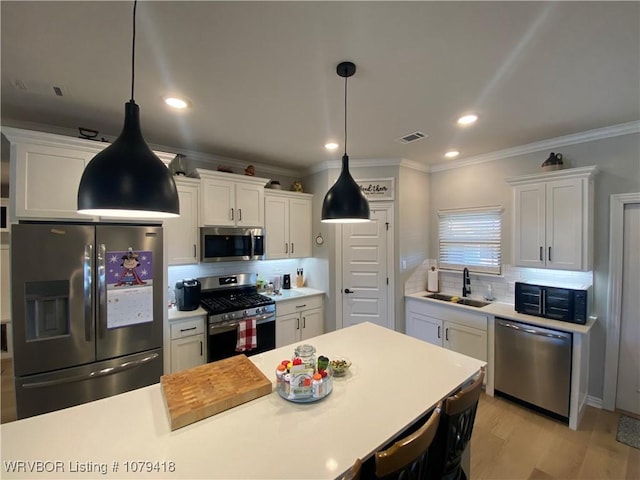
130,0,137,102
343,74,348,156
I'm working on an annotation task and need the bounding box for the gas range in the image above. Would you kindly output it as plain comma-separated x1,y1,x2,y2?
198,274,275,325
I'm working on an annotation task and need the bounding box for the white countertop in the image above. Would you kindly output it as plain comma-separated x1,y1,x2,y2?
167,306,208,321
262,286,325,302
405,291,595,334
0,322,484,480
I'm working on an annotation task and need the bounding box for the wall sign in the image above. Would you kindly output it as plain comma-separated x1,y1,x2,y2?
356,178,394,201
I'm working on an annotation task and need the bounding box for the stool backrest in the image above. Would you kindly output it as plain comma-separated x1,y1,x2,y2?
374,402,442,479
426,369,485,480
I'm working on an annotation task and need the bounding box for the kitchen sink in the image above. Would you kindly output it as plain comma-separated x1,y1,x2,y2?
423,293,490,308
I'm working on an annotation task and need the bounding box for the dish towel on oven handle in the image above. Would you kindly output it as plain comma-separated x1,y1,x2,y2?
235,318,257,352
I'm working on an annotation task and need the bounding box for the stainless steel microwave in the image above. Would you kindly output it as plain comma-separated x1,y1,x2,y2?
200,227,265,262
515,282,591,325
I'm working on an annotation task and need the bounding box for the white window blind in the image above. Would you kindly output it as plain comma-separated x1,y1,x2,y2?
438,207,502,274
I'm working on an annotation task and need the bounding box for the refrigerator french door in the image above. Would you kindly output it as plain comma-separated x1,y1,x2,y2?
11,223,164,419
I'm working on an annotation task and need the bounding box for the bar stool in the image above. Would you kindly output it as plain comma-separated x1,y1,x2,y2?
340,458,362,480
425,369,485,480
373,401,442,479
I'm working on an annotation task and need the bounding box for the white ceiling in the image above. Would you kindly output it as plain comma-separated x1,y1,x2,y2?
1,1,639,172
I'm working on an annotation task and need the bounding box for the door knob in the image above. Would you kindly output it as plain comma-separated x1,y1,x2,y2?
344,288,354,294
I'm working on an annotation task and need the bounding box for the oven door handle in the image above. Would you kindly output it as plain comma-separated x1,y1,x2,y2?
208,313,275,334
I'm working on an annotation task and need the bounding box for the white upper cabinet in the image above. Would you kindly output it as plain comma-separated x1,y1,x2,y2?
264,190,313,259
507,166,598,271
3,127,175,222
198,169,269,227
165,177,200,265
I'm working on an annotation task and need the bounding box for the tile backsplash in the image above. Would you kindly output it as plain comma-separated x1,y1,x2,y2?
168,258,316,294
404,259,593,304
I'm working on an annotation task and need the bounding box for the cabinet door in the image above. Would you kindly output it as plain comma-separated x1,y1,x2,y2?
546,178,583,270
513,183,545,268
166,180,199,265
201,178,235,226
276,312,300,348
235,183,264,227
265,195,289,259
289,197,312,258
444,322,487,362
170,334,206,373
406,310,442,347
13,143,98,220
300,307,323,341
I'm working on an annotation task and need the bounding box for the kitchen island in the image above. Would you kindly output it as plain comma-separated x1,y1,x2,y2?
0,322,484,479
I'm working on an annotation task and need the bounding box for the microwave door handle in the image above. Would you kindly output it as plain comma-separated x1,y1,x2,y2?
84,244,93,342
98,243,107,337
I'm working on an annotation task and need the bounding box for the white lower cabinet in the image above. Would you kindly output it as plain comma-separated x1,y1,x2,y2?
405,297,488,363
169,315,206,373
276,295,324,348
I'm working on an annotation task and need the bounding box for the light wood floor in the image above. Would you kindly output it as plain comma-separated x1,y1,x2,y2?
1,358,638,479
471,392,639,479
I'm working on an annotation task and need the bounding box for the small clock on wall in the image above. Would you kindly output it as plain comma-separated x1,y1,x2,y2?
315,233,324,246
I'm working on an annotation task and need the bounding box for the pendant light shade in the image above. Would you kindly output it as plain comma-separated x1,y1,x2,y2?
321,61,370,223
77,1,179,218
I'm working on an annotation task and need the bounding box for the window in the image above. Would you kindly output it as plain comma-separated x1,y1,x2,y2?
438,206,502,274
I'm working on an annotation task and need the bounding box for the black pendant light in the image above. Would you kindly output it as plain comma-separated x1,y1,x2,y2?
321,61,370,223
77,0,179,218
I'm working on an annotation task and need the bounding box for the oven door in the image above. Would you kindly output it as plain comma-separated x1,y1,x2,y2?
207,316,275,362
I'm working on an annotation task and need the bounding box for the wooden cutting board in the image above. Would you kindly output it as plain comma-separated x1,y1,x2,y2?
160,354,272,430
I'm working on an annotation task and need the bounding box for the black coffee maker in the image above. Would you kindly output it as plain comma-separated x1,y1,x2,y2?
174,279,201,311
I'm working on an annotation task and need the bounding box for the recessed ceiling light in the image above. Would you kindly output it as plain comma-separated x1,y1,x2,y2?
164,97,190,109
457,114,478,126
445,150,460,158
325,142,339,150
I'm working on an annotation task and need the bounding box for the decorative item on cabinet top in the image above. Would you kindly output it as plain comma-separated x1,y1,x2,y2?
541,152,564,172
169,154,190,176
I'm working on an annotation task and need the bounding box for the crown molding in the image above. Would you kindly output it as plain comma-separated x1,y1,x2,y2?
429,120,640,173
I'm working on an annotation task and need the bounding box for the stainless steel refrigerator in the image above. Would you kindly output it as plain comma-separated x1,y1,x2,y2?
11,223,164,419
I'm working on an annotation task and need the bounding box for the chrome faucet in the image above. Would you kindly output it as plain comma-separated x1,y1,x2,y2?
462,268,471,297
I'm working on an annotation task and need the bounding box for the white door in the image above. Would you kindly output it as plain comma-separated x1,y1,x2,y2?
407,310,442,347
546,178,583,270
289,197,312,258
235,183,264,227
342,207,391,329
201,178,234,226
444,322,487,362
265,194,289,259
616,203,640,415
166,180,199,265
513,183,545,268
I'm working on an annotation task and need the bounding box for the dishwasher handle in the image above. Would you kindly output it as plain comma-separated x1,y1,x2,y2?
497,319,570,341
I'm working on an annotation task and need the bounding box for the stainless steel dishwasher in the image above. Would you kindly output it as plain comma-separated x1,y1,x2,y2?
495,318,572,419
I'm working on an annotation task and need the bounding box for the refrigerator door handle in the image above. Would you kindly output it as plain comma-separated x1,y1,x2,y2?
84,244,93,342
20,353,160,389
97,243,107,337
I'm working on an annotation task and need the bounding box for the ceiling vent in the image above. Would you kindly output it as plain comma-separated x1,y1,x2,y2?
9,79,68,97
396,131,427,144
